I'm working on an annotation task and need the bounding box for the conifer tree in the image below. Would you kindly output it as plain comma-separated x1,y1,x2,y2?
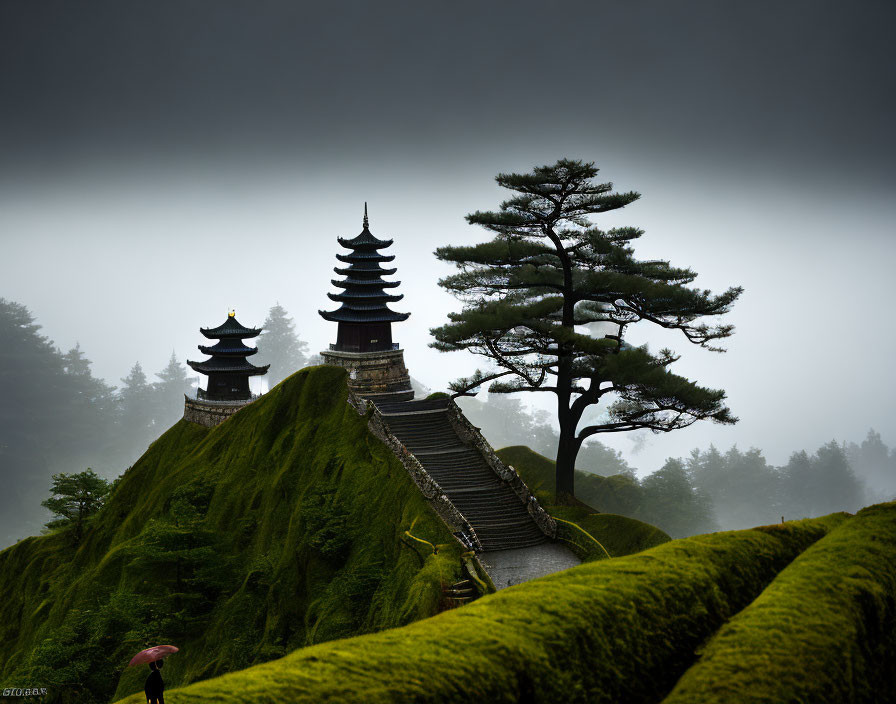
152,351,192,425
635,458,717,538
431,159,742,501
782,441,862,518
119,362,155,452
42,469,111,542
845,429,896,501
60,343,118,457
257,303,309,386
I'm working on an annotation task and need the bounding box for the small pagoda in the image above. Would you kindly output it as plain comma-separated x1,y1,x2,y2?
184,311,269,426
320,205,414,402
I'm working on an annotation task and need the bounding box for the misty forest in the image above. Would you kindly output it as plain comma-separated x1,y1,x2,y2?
2,2,896,704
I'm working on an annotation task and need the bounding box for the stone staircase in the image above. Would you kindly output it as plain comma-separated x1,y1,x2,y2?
375,397,547,552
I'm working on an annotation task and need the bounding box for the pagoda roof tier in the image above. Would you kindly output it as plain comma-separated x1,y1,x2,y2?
198,340,259,356
337,229,393,249
328,290,404,303
320,307,411,324
336,251,395,263
200,315,262,339
331,278,401,288
335,203,394,249
334,264,397,276
187,357,270,375
329,301,404,311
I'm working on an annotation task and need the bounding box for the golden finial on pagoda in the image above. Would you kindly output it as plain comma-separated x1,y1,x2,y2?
228,309,235,318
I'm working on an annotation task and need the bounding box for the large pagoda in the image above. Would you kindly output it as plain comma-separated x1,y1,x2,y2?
187,311,269,402
320,206,414,402
320,204,410,352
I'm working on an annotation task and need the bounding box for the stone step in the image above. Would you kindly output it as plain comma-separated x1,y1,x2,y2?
416,451,485,465
423,470,500,484
386,424,456,436
479,531,545,546
478,536,547,552
456,506,532,520
390,431,459,444
377,398,451,415
384,417,452,431
451,492,524,504
453,495,529,508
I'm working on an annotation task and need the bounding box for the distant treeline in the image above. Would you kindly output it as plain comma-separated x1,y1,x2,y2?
0,299,310,547
459,394,893,537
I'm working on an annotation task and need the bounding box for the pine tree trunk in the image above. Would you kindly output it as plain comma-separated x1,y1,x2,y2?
555,431,576,503
553,221,578,505
555,399,577,504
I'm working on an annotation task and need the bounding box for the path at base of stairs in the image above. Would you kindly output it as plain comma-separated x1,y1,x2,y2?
478,543,581,590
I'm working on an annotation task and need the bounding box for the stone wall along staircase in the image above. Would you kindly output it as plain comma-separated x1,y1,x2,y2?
375,397,547,552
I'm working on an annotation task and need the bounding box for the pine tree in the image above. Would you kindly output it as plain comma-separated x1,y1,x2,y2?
635,458,717,538
256,303,309,386
152,351,191,426
119,362,155,455
60,343,118,460
431,159,742,502
845,429,896,501
42,469,111,542
781,442,862,518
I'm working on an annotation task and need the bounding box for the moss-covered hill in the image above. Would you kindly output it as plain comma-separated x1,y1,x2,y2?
111,506,896,704
0,366,462,704
498,445,643,513
496,445,671,556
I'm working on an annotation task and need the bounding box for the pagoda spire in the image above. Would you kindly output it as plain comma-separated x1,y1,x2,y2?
363,202,369,229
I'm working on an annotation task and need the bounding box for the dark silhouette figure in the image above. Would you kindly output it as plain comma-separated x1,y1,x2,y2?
144,660,165,704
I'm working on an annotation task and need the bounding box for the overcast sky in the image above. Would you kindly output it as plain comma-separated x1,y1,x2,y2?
1,1,894,473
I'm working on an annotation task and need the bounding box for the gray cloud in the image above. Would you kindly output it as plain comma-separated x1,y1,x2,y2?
1,1,894,186
2,0,894,477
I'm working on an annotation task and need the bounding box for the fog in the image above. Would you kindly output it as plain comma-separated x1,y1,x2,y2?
2,2,894,503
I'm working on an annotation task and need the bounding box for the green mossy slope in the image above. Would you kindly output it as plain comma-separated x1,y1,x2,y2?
662,502,896,703
498,445,642,516
552,505,671,557
0,366,461,703
115,515,845,704
496,445,670,555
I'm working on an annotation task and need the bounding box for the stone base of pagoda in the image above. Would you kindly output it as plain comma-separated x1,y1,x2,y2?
321,347,414,403
183,395,255,428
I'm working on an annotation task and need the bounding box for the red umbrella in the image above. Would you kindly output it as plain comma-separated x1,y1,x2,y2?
128,645,179,667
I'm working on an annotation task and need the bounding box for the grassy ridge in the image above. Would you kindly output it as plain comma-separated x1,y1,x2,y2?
662,502,896,703
115,515,845,704
0,366,461,703
496,445,670,556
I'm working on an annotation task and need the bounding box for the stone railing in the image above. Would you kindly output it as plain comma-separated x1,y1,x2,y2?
347,391,483,551
445,399,557,539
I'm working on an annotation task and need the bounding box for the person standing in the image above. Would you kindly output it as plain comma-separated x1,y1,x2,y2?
144,660,165,704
